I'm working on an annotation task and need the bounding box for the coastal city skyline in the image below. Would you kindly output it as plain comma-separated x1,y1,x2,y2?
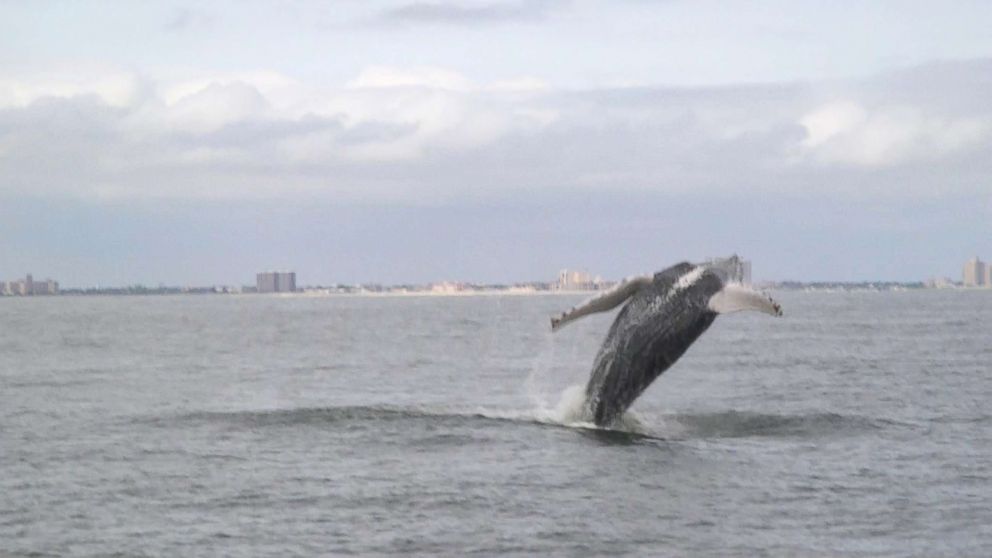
5,254,991,295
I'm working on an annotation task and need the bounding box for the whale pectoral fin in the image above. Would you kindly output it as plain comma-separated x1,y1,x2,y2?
707,284,783,317
551,275,652,332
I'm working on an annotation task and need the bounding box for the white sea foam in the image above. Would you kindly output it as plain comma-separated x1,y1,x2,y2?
529,384,650,435
466,384,593,428
545,383,589,424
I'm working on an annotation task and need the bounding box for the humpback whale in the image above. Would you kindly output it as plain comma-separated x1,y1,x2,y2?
551,259,782,427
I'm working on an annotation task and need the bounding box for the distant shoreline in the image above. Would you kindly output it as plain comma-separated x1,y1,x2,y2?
5,283,989,298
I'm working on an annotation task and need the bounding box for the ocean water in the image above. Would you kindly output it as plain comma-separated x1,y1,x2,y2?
2,291,991,557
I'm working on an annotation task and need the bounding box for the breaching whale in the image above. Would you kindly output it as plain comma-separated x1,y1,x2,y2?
551,259,782,427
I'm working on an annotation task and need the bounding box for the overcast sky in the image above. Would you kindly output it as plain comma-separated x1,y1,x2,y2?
2,0,991,286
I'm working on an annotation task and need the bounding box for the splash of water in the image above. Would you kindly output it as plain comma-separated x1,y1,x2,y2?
519,328,651,434
546,383,588,424
523,331,557,410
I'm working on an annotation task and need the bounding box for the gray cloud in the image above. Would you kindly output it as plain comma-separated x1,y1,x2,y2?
376,0,563,25
194,116,345,149
164,8,215,32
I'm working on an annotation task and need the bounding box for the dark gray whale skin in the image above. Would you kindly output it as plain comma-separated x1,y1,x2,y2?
584,262,724,427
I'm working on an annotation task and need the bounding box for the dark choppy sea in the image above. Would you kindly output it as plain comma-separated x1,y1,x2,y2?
2,291,991,557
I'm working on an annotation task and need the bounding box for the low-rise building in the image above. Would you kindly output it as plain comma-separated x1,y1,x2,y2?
924,277,956,289
0,274,59,295
430,281,467,294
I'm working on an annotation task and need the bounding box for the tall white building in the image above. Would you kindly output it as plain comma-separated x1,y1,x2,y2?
963,257,986,287
557,269,595,291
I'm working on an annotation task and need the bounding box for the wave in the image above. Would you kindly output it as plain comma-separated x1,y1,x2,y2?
164,404,481,428
146,391,899,443
648,409,901,439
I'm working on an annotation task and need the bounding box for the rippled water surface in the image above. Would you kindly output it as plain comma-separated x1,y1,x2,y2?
2,291,991,556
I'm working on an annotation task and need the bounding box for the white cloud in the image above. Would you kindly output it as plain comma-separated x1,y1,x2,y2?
0,65,561,198
1,61,990,201
0,69,143,109
799,101,989,166
486,77,550,93
346,66,474,91
131,81,272,135
800,101,867,148
160,71,303,108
